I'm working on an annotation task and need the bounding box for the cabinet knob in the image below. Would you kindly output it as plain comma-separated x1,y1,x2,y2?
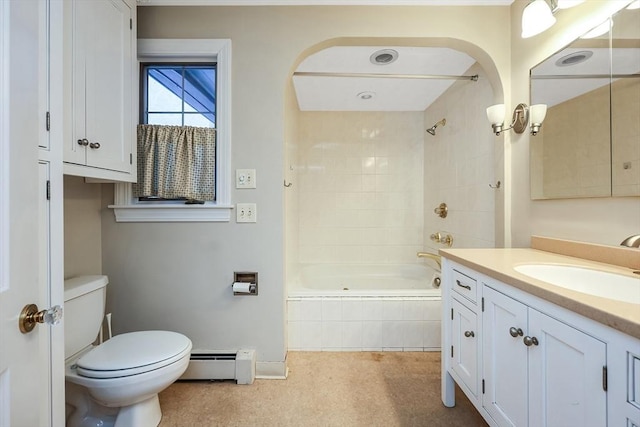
77,138,89,146
523,336,539,346
464,330,475,338
509,327,524,337
89,142,101,149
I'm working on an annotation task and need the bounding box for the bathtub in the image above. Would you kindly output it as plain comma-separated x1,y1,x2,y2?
287,264,442,352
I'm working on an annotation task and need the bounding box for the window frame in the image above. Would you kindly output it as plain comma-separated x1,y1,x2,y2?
111,39,232,222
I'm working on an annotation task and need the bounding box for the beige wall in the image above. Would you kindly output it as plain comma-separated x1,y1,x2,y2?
423,62,497,250
295,111,425,267
64,176,102,279
510,0,640,247
99,5,510,370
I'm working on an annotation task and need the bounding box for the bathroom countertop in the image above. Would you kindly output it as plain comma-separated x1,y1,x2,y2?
439,248,640,340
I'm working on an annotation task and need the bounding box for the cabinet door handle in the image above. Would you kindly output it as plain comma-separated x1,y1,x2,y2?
89,142,101,149
523,336,539,346
77,138,89,146
509,327,524,337
464,330,475,338
456,280,471,290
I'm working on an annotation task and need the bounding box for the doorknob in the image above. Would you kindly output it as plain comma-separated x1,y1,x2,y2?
19,304,63,334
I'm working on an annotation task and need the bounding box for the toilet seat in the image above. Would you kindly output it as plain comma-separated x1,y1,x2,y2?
76,331,191,379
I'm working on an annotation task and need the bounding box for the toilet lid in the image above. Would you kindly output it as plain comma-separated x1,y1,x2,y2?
76,331,192,379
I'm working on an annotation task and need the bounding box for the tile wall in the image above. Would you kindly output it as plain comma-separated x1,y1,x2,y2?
287,297,441,351
295,111,425,265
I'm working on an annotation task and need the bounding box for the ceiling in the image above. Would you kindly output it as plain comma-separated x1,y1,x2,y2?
293,46,477,111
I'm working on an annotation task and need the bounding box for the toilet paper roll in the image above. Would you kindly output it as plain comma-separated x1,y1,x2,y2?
232,282,253,294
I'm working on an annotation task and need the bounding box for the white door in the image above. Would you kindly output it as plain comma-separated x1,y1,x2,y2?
0,1,55,426
482,286,529,427
451,297,478,397
528,309,607,427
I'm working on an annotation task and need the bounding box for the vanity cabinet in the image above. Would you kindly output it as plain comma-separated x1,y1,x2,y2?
482,285,606,427
63,0,136,181
441,257,640,427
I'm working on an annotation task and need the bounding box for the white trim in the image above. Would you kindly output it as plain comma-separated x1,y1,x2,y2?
0,0,9,294
112,38,232,222
137,0,514,6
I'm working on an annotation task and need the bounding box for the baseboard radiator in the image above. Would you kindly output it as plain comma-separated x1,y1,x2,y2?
179,349,256,385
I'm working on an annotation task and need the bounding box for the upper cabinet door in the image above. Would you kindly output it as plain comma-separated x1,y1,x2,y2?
70,0,133,174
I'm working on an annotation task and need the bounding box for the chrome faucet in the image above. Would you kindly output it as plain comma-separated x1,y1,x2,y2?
620,235,640,248
417,251,441,269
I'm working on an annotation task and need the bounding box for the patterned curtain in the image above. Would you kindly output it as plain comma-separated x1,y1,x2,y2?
133,125,216,202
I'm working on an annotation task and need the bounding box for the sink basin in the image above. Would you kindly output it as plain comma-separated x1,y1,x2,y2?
514,264,640,304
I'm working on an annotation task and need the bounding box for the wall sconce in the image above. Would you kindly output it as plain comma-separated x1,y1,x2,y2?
521,0,585,38
486,103,547,136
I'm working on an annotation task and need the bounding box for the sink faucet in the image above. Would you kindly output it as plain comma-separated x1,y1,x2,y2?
417,251,441,269
620,235,640,248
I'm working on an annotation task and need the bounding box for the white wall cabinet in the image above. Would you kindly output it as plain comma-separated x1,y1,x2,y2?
482,285,606,427
442,258,640,427
63,0,136,182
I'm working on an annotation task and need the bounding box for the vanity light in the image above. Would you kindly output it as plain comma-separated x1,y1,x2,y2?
529,104,548,136
521,0,585,38
486,103,548,136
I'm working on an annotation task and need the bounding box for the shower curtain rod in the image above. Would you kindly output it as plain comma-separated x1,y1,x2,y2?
293,71,479,81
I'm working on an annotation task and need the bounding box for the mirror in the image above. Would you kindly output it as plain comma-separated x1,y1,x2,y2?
530,4,640,200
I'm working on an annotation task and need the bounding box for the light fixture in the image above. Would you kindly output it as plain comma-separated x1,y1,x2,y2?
522,0,556,38
529,104,548,136
486,103,548,136
627,0,640,10
521,0,585,38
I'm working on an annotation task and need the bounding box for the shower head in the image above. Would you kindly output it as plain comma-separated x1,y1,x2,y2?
427,118,446,136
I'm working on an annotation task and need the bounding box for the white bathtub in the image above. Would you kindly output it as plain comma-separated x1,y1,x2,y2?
287,264,442,351
289,263,441,297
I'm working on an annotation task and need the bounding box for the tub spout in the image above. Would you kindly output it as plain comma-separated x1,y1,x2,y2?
620,234,640,248
417,252,441,269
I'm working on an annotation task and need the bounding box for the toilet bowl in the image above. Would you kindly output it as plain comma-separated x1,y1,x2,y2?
64,276,192,427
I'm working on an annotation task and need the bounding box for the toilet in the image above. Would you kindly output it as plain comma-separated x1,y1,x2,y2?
64,275,192,427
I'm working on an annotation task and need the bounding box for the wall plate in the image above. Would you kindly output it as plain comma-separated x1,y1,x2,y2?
236,203,257,223
236,169,256,189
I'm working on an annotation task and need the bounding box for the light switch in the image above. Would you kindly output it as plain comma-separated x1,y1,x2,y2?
236,169,256,189
236,203,257,223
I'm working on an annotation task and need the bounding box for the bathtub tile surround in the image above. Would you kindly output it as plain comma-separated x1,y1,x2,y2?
288,297,441,351
296,111,424,266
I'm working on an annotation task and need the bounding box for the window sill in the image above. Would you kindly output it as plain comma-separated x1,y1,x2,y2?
109,204,233,222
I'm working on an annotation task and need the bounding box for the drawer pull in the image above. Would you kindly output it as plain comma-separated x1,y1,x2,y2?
456,280,471,290
509,327,524,337
464,330,475,338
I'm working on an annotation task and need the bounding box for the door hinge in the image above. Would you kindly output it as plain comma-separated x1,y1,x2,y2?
481,297,484,312
482,379,485,394
46,180,51,200
46,111,50,131
451,345,454,358
602,366,608,391
451,308,454,320
130,153,133,164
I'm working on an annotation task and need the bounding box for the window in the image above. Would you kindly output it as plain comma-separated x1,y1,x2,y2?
142,64,216,128
111,39,232,222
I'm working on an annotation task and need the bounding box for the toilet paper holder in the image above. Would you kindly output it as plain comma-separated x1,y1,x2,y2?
232,272,258,296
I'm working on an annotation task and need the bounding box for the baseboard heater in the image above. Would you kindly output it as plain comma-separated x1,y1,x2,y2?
179,349,256,385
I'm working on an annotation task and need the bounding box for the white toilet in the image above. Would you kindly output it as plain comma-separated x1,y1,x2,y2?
64,275,192,427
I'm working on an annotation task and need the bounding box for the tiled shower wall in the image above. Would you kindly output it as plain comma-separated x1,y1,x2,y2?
423,63,497,249
296,112,425,265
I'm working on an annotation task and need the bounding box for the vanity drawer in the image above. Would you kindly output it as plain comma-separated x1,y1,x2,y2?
452,269,478,304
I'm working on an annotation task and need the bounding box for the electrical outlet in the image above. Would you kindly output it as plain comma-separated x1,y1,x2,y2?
236,203,257,223
236,169,256,189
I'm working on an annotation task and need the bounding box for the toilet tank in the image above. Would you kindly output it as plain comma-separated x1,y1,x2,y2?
64,275,108,359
